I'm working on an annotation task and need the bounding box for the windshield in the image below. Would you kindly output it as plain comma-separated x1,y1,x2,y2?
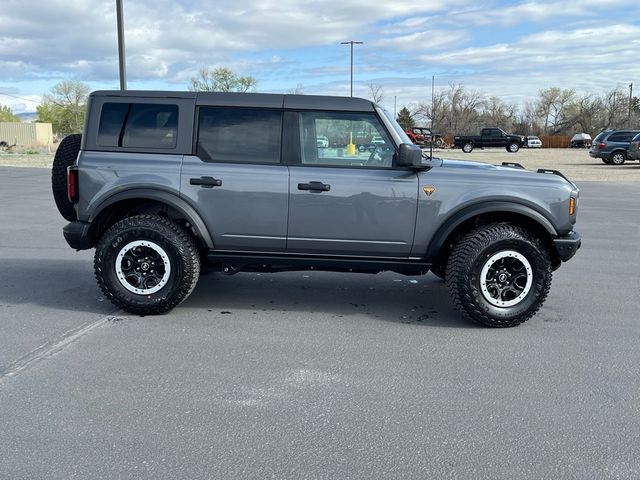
377,106,412,144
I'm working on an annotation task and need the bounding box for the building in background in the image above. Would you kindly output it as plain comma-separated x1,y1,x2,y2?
0,122,53,147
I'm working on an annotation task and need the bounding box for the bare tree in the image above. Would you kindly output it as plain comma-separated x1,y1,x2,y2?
535,88,575,134
368,83,384,103
601,88,628,129
286,84,305,95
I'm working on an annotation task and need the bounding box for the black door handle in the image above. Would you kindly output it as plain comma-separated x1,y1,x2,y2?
190,176,222,188
298,181,331,192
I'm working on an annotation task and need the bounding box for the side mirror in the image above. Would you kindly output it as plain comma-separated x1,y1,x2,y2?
397,143,423,167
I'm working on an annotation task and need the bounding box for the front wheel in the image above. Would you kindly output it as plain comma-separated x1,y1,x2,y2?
462,142,474,153
507,142,520,153
94,214,201,315
445,224,552,327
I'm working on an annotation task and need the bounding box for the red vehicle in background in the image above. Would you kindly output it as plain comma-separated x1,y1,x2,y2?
405,127,444,148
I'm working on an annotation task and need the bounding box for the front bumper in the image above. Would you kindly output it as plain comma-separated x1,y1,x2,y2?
63,221,94,250
553,230,581,262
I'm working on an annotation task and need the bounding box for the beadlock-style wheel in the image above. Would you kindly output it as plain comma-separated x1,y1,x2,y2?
115,240,172,295
94,214,201,315
479,250,533,307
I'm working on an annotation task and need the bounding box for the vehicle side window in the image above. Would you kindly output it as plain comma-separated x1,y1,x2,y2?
298,111,394,168
197,107,282,164
97,103,129,146
608,132,636,142
98,103,179,149
122,104,179,149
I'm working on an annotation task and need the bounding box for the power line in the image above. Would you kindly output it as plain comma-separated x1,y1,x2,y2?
0,92,41,104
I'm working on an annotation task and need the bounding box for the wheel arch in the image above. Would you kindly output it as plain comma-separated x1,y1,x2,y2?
89,189,214,250
426,202,559,267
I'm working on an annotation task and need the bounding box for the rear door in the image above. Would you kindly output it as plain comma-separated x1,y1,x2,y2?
286,110,419,257
181,106,289,252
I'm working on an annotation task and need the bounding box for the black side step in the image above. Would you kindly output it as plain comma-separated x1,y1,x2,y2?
206,252,431,276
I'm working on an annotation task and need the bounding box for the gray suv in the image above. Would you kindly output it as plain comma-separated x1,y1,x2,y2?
589,129,640,165
52,90,581,327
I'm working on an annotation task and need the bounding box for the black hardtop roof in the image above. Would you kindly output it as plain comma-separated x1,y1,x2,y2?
90,90,376,112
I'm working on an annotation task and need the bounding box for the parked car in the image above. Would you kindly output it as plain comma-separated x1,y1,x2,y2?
454,128,523,153
51,90,581,328
628,132,640,161
589,129,640,165
405,127,444,148
524,136,542,148
570,133,592,148
316,135,329,148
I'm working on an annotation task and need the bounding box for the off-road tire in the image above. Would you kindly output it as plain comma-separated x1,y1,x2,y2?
445,224,552,327
434,137,444,148
94,214,201,315
609,151,626,165
462,142,474,153
507,142,520,153
52,134,81,221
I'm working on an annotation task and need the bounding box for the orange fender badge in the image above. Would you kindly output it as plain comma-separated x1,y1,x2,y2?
423,186,436,196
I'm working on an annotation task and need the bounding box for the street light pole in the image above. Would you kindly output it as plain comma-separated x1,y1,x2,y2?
116,0,127,90
340,40,363,97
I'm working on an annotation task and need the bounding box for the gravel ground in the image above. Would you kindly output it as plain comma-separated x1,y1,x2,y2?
2,147,639,182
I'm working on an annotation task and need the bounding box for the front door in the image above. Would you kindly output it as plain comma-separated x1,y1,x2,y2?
286,111,419,257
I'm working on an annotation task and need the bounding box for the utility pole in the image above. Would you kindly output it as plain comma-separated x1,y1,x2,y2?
629,83,634,127
340,40,363,97
116,0,127,90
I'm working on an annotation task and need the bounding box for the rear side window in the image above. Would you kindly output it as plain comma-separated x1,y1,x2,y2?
593,132,607,142
97,103,179,149
197,107,282,164
608,132,636,142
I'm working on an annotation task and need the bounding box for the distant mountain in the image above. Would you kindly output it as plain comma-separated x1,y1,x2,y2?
17,112,38,122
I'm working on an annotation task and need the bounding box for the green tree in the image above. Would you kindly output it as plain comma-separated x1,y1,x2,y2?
396,107,415,130
0,104,20,122
189,67,257,92
37,80,90,135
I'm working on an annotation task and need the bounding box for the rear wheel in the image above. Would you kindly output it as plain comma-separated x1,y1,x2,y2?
609,151,626,165
462,142,474,153
434,137,444,148
94,214,200,315
51,134,81,221
445,224,552,327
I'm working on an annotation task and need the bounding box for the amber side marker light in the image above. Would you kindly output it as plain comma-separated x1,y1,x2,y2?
569,197,575,216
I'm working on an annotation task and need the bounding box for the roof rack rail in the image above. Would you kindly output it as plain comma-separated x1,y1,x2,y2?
501,162,525,169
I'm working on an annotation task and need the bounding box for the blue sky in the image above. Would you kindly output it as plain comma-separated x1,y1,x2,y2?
1,0,639,115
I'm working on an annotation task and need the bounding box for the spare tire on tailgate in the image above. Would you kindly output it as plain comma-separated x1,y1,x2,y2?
52,134,81,221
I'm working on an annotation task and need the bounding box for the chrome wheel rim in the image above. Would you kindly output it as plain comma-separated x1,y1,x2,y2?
115,240,171,295
509,143,518,152
463,144,472,152
480,250,533,307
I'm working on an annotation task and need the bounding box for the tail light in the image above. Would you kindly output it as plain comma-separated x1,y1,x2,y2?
598,142,606,149
67,166,79,203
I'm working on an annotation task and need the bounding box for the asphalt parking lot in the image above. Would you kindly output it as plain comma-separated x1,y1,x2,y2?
1,166,639,479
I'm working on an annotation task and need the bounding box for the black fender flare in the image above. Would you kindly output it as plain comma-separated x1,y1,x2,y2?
89,188,214,249
425,201,558,259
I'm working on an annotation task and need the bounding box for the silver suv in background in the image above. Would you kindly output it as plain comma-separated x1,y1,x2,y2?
589,129,640,165
628,132,640,161
51,91,581,328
